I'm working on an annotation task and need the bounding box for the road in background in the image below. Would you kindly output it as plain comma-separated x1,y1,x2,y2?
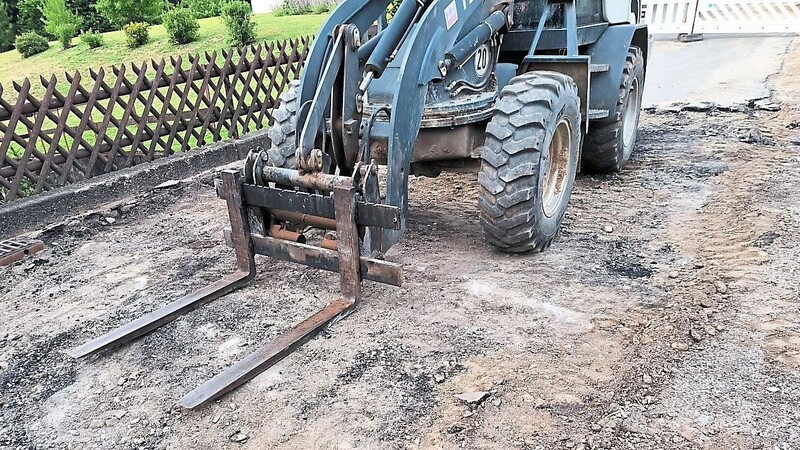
643,35,794,106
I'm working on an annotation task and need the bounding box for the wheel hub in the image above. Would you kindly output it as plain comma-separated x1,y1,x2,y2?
542,117,572,218
622,78,641,158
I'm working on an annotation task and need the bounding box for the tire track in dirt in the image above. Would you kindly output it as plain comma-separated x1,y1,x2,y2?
602,40,800,449
395,106,761,449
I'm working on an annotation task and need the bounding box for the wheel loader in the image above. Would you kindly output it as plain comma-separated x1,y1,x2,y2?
70,0,651,408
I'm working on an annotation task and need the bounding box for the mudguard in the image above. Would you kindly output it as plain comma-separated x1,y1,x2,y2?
586,23,649,116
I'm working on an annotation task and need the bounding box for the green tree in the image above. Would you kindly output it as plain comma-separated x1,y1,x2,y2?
15,0,45,36
96,0,164,28
43,0,83,49
5,0,21,34
67,0,113,32
0,4,14,52
221,1,255,46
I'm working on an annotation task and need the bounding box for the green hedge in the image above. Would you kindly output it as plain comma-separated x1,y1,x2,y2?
15,31,50,57
123,21,150,48
163,8,199,44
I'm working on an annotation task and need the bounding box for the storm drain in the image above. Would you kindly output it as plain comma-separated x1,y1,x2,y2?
0,238,45,266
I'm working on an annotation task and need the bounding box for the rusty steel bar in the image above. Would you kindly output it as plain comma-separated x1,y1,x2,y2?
260,166,354,191
251,234,403,286
268,224,306,242
68,272,251,358
242,184,401,230
332,184,361,301
271,209,337,230
180,297,356,408
222,170,257,273
0,238,44,266
320,237,338,250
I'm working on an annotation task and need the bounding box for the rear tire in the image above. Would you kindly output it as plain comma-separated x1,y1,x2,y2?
479,71,581,253
266,80,300,169
582,47,645,172
258,80,303,229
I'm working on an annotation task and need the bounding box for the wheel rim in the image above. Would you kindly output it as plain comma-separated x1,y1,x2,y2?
542,117,572,218
621,77,641,159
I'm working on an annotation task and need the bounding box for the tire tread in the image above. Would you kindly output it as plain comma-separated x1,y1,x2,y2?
479,71,579,253
582,47,644,173
266,80,301,169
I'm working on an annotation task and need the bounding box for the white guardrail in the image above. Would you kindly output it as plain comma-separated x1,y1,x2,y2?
641,0,800,34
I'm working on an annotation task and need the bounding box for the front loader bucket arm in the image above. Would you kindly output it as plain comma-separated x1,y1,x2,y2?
296,0,394,141
365,0,506,251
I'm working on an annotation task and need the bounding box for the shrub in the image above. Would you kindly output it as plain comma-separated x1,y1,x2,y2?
273,0,311,16
221,1,255,45
50,22,82,49
311,1,333,14
274,0,333,16
15,31,50,57
97,0,164,28
163,8,199,44
123,21,150,48
81,31,104,48
180,0,222,18
43,0,83,49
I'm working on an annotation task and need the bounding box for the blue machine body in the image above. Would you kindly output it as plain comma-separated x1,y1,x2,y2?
290,0,650,251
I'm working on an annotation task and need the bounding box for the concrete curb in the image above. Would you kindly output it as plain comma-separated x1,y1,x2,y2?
0,130,269,239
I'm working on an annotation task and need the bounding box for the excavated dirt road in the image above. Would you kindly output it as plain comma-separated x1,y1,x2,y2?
2,38,800,449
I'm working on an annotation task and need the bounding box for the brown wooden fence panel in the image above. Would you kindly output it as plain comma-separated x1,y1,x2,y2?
0,36,312,203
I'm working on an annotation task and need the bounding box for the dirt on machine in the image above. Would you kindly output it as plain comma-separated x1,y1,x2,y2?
68,0,651,408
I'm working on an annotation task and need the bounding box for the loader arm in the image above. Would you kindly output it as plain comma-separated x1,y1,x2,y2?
291,0,509,251
377,0,508,250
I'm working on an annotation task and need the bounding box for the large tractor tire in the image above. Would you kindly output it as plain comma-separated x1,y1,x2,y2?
582,47,645,172
479,71,581,253
266,80,300,169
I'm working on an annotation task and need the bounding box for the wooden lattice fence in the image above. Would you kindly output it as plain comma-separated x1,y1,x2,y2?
0,36,312,203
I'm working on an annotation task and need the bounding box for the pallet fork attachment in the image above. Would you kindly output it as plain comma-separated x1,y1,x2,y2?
70,167,403,409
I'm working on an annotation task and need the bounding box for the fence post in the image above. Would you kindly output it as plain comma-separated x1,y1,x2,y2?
679,0,704,42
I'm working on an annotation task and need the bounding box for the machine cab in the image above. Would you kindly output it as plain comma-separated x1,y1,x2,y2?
512,0,638,29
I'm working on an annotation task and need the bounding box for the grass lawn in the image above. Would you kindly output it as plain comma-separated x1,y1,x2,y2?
0,13,326,90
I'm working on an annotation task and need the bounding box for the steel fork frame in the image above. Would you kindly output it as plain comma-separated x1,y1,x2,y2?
181,174,364,408
70,168,398,409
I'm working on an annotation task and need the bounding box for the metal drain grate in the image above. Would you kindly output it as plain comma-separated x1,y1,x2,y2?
0,238,45,266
